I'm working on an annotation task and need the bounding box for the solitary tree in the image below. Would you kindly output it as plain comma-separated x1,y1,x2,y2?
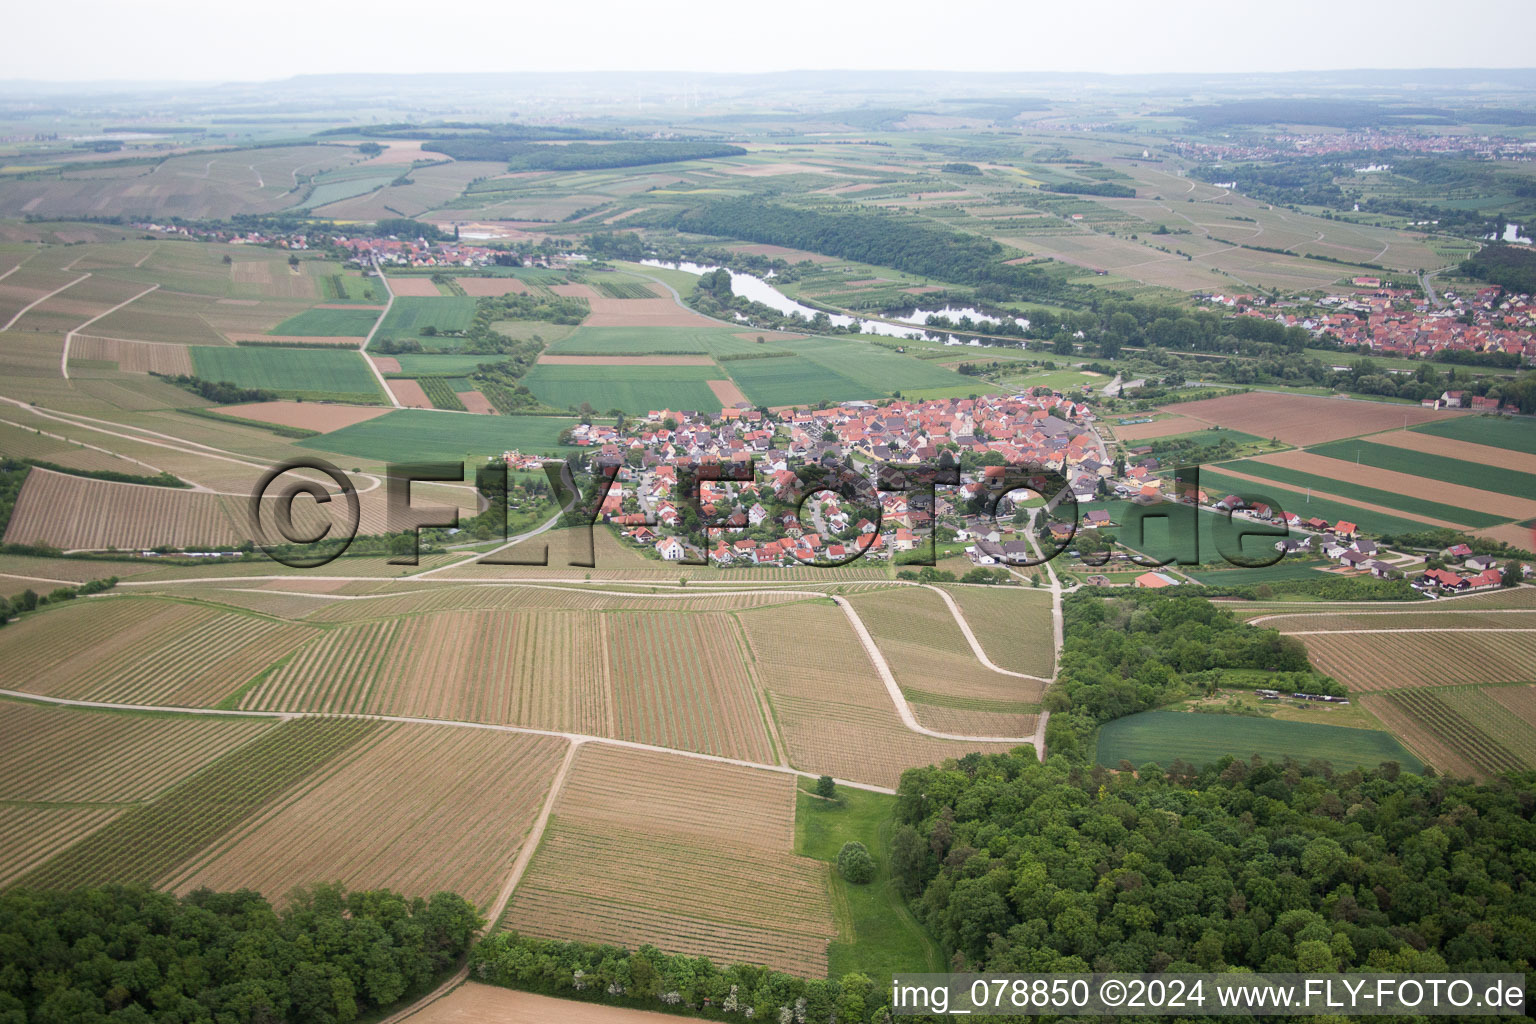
837,841,875,884
815,775,836,799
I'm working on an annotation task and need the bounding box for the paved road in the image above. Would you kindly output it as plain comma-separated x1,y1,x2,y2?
363,257,404,408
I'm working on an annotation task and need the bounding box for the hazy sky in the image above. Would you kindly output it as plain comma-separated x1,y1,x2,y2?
9,0,1533,81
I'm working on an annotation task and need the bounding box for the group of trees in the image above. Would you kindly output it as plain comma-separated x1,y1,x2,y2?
675,199,1080,306
0,884,481,1023
152,374,274,405
471,933,888,1023
0,576,116,626
890,752,1536,974
1461,242,1536,294
1042,591,1317,759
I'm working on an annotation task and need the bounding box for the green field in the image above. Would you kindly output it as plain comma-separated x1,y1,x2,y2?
1217,459,1509,528
301,409,578,463
726,354,871,407
1412,415,1536,456
1096,711,1423,772
780,337,976,394
522,363,725,414
794,783,942,978
1307,440,1536,501
376,297,479,339
546,325,766,357
390,353,500,375
268,307,381,337
1098,497,1289,570
1195,467,1438,538
190,346,382,397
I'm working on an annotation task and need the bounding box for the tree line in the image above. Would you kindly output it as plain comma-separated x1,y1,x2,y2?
0,883,481,1023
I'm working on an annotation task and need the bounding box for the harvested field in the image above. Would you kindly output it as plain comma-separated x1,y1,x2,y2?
0,701,274,802
218,400,390,432
536,354,716,366
370,355,401,372
1109,414,1207,440
1168,391,1451,446
0,597,312,706
0,806,121,888
387,378,432,408
459,389,496,414
383,276,443,297
166,726,566,910
408,985,682,1024
1301,629,1536,692
552,282,714,328
940,586,1055,677
707,378,750,407
1475,523,1536,550
1244,450,1536,522
456,276,527,296
1370,428,1536,477
500,744,835,975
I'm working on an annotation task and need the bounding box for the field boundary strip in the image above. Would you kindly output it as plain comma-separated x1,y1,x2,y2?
0,687,899,795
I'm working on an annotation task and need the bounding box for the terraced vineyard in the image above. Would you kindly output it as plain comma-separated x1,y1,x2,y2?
770,692,1020,788
166,726,567,910
1373,689,1529,779
2,467,241,549
604,611,775,762
1300,629,1536,691
14,718,380,890
239,619,400,711
939,585,1055,677
0,806,122,888
848,588,1044,703
0,597,312,706
499,744,835,975
0,701,274,802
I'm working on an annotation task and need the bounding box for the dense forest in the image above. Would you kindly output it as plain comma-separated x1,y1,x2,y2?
1043,181,1136,198
892,753,1536,977
676,199,1079,304
0,884,481,1023
1042,592,1320,760
1462,243,1536,294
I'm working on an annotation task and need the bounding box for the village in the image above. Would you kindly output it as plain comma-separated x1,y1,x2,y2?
498,384,1512,595
1205,278,1536,369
